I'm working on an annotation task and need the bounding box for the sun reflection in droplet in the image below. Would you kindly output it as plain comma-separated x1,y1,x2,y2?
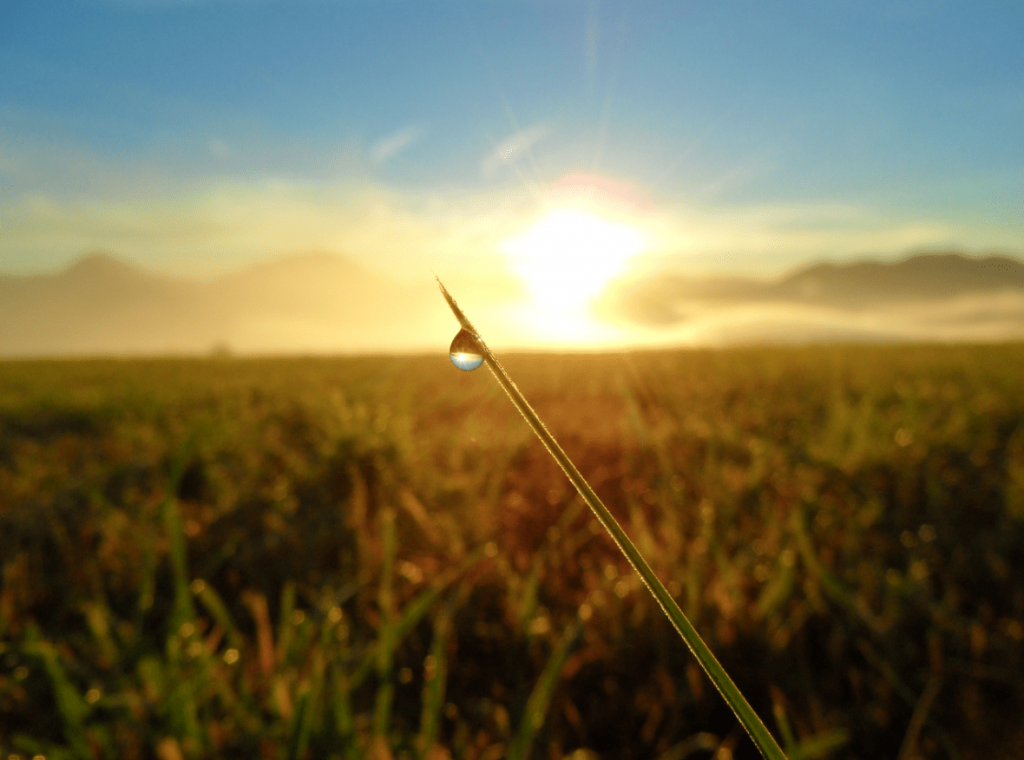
449,328,484,371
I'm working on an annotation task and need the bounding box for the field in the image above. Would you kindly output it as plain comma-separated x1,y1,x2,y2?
1,344,1023,759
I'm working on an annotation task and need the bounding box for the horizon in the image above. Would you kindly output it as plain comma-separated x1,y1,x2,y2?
8,243,1024,283
3,247,1024,357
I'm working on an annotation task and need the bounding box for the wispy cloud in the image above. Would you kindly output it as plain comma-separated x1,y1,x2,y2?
370,125,423,166
2,134,1020,293
480,124,549,179
634,200,969,278
0,164,527,282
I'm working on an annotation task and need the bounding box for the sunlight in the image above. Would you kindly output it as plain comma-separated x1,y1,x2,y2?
501,208,646,339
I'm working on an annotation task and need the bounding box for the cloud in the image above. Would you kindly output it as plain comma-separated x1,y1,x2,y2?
631,200,968,278
3,133,1021,326
480,124,549,178
3,132,1017,290
0,168,532,283
370,125,423,166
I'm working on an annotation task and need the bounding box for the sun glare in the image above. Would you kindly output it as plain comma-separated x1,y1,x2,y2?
502,208,646,339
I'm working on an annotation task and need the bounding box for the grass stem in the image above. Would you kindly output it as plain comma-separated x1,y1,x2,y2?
438,279,789,760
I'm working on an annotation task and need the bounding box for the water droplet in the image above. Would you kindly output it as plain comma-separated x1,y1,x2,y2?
449,329,484,371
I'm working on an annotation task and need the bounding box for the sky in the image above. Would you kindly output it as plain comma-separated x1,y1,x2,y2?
1,0,1023,349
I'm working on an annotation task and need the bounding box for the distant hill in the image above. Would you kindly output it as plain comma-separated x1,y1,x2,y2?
604,252,1024,326
772,253,1024,306
0,251,451,357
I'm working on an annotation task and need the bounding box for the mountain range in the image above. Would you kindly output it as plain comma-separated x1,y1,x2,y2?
2,250,1023,356
601,252,1024,327
0,252,451,357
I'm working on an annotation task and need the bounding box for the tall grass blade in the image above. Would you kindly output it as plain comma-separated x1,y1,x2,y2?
287,655,324,760
164,450,197,631
789,729,850,760
516,554,544,634
438,280,789,760
24,626,91,759
192,581,243,651
162,496,195,632
277,580,297,664
418,593,456,758
287,687,315,760
137,527,158,618
506,619,581,760
373,507,397,742
351,544,490,689
791,508,886,633
331,664,354,746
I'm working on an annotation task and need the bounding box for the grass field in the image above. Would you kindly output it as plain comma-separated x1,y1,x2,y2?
1,344,1023,759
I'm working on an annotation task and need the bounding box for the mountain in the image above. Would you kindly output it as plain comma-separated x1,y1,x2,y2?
0,251,451,357
0,252,196,355
771,253,1024,307
603,252,1024,327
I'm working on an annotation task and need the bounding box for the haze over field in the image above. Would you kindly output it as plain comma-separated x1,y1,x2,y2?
2,250,1024,356
1,1,1022,353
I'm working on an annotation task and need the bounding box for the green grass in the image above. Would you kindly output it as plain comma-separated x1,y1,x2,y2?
1,344,1023,758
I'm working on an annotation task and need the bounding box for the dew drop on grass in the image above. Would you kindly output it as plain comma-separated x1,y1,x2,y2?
449,328,484,371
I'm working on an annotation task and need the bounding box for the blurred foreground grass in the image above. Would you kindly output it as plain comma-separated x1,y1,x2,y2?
1,344,1023,759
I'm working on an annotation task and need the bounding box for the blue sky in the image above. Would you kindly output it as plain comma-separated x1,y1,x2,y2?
1,0,1022,287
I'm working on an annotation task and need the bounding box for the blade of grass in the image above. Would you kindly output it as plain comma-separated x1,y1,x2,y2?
330,661,355,748
191,580,243,651
164,451,196,632
896,675,942,760
277,581,297,665
790,507,887,634
789,729,850,760
350,544,490,689
506,618,582,760
137,523,158,618
438,279,789,760
287,651,324,760
24,626,91,760
418,591,458,758
373,507,397,742
163,493,195,631
517,554,545,633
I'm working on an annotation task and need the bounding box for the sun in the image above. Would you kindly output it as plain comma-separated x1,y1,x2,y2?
501,208,646,335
